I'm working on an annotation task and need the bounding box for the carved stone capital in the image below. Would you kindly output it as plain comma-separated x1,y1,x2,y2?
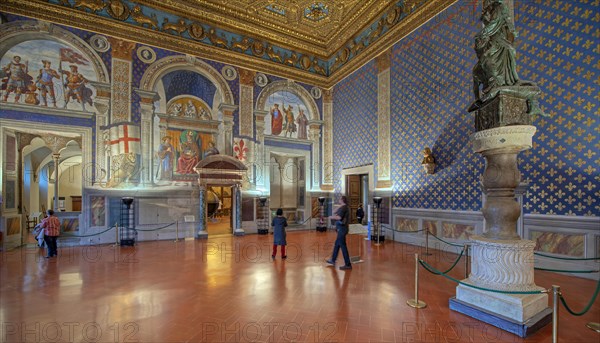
238,68,255,85
107,37,136,60
40,134,71,154
471,125,536,153
218,103,238,116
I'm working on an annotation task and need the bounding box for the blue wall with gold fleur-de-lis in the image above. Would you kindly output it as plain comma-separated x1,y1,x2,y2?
333,0,598,217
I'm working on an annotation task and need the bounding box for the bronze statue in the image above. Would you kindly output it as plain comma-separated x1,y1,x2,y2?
472,0,519,103
469,0,547,123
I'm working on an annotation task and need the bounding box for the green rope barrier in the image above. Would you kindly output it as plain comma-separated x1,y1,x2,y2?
394,228,427,233
418,259,546,295
534,252,600,261
428,233,464,247
134,222,176,232
535,267,599,274
559,278,600,316
60,226,116,238
426,248,465,274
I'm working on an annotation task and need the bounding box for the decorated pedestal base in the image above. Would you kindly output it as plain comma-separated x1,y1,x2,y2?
450,236,551,337
450,125,551,337
196,230,208,239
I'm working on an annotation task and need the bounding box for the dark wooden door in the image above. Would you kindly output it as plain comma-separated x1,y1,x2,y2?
346,175,361,223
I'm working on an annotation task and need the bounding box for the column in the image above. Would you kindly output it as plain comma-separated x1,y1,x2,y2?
238,69,254,137
52,153,60,211
40,134,70,211
218,103,238,156
15,133,36,216
321,89,333,190
254,110,267,190
93,83,111,185
107,38,136,123
376,50,392,189
135,89,160,185
233,184,244,235
196,184,208,239
308,123,323,191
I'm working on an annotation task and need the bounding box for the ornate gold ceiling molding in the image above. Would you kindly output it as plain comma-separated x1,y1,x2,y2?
0,0,457,89
146,0,395,56
327,0,458,87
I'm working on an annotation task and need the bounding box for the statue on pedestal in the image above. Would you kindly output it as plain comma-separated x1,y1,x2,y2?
469,0,547,124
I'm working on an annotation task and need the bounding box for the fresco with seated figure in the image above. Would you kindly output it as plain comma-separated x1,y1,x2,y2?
155,129,215,183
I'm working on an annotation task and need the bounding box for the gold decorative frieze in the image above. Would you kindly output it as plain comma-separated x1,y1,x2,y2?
1,0,456,88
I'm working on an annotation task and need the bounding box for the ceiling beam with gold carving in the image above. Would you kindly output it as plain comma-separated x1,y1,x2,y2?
0,0,457,88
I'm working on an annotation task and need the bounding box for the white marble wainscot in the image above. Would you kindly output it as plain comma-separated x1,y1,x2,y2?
390,208,483,248
525,214,600,281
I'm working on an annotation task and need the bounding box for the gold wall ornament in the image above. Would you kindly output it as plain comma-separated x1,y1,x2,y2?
108,37,136,60
231,37,251,52
162,18,188,36
266,45,283,63
207,28,228,48
189,23,205,40
238,68,254,86
284,52,298,66
313,59,326,75
350,38,366,57
107,0,130,21
74,0,105,13
386,7,400,25
300,55,312,70
251,41,265,56
131,5,158,30
421,148,436,175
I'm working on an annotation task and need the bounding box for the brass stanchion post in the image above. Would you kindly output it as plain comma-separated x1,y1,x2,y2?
407,253,427,308
586,322,600,333
552,285,560,343
174,220,179,242
422,229,432,256
464,243,469,279
114,222,120,246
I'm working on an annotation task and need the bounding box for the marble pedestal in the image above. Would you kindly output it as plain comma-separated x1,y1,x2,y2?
450,237,551,337
450,124,551,337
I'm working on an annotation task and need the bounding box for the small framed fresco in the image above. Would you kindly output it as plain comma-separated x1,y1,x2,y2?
90,196,106,227
6,217,20,236
4,180,16,210
5,135,16,172
298,158,305,182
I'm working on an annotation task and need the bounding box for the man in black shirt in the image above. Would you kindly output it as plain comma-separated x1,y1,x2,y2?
326,196,352,270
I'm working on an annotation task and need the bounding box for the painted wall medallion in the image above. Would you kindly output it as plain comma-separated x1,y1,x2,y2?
255,73,268,87
137,46,156,64
221,65,237,81
90,34,110,53
310,86,322,99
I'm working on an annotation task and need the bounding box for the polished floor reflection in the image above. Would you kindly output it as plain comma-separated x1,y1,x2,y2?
1,231,598,342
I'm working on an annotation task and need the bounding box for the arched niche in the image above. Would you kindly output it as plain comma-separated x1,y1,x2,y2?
139,55,234,107
255,80,320,121
0,20,109,83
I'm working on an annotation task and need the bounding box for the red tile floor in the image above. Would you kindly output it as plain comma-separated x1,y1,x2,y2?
1,230,598,342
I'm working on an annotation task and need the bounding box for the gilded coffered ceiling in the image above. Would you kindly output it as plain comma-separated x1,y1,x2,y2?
0,0,457,88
